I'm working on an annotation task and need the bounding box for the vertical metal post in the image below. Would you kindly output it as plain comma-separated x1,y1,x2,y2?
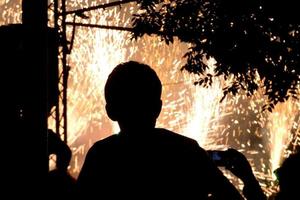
54,0,60,137
61,0,68,143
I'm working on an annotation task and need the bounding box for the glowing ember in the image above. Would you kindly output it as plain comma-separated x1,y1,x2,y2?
267,100,300,176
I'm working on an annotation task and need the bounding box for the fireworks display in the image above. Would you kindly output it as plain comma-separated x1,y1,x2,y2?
1,0,300,196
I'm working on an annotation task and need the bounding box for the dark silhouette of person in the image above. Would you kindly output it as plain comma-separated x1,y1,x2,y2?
273,149,300,200
76,61,243,199
47,129,72,171
47,129,76,198
214,148,267,200
46,83,75,197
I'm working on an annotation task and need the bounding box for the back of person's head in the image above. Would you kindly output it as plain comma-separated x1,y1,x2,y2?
275,151,300,200
104,61,162,130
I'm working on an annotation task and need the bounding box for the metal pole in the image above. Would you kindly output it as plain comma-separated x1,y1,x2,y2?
61,0,68,143
54,0,61,137
63,0,135,15
65,22,133,32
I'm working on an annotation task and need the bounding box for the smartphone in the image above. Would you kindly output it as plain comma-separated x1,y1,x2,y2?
207,150,227,166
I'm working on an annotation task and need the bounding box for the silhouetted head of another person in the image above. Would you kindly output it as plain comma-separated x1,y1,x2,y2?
104,61,162,133
275,151,300,200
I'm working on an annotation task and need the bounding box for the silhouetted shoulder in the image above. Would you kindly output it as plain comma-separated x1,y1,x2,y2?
84,134,121,158
88,128,207,158
92,134,120,148
155,128,199,143
153,128,207,153
90,128,201,147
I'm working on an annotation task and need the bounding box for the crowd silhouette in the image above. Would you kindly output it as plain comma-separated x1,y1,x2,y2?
1,0,300,199
2,46,298,198
75,61,300,200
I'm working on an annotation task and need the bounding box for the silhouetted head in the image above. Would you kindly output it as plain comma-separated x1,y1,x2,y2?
275,152,300,200
105,61,162,132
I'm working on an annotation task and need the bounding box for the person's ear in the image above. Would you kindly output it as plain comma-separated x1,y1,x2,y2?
105,103,118,121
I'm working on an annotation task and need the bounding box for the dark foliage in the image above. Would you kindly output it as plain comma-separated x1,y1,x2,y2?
131,0,300,111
